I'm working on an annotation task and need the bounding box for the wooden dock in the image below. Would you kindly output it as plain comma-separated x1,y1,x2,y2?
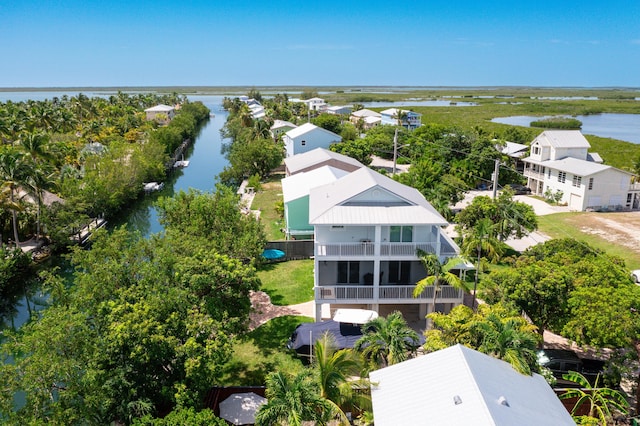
70,217,108,245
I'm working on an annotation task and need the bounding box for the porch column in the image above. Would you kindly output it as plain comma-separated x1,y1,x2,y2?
373,226,381,304
315,303,323,322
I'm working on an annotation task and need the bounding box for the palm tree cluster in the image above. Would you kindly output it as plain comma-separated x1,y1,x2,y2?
0,91,196,248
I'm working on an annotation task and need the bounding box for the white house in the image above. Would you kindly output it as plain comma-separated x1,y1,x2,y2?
369,344,575,426
302,97,327,111
309,167,463,326
144,104,175,122
284,147,364,176
270,120,297,140
350,109,382,129
325,105,352,115
282,123,342,157
281,166,350,239
380,108,422,129
522,130,640,211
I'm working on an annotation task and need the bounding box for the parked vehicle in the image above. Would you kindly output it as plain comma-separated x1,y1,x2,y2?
537,349,606,387
631,269,640,284
505,183,532,195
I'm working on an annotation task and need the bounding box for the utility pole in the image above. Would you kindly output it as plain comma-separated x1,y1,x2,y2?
392,128,398,176
492,159,500,199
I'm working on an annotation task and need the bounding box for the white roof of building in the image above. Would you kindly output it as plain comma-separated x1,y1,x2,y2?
364,116,382,125
532,130,591,149
500,141,529,157
333,308,378,324
284,122,341,140
281,166,350,203
271,120,297,130
380,108,422,117
587,152,603,163
284,147,364,175
144,104,174,112
369,344,575,426
351,109,382,118
309,167,447,226
304,97,325,103
522,156,624,177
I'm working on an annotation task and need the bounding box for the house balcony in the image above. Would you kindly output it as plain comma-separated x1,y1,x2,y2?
315,242,438,259
523,169,545,180
315,285,463,304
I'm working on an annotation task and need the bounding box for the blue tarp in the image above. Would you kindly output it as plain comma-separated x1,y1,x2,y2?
261,249,285,260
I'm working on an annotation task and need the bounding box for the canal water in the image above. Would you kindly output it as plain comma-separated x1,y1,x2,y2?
3,94,231,328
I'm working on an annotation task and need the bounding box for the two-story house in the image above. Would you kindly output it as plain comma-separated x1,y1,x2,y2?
380,108,422,129
522,130,640,211
283,123,342,157
309,167,463,328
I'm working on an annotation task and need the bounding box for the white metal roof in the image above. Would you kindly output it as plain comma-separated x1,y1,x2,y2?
369,344,575,426
309,167,447,226
281,166,349,203
144,104,174,112
500,141,529,157
333,308,378,324
271,119,297,130
522,156,622,177
284,122,340,140
351,109,381,118
532,130,591,149
284,148,364,175
380,108,422,117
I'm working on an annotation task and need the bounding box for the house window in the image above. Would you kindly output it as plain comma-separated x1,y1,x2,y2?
337,261,360,284
388,261,411,284
301,140,306,146
588,178,594,190
533,145,540,155
390,226,413,242
546,168,551,178
558,171,566,183
572,175,582,188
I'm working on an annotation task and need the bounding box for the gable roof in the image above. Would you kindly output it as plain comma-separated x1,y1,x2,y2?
351,109,381,118
281,166,350,203
532,130,591,149
500,141,529,157
380,108,422,117
284,122,341,140
271,119,297,130
369,344,574,426
144,104,174,112
284,148,364,175
540,157,631,177
309,167,447,226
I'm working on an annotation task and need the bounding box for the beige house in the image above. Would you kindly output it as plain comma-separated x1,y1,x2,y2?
144,104,175,123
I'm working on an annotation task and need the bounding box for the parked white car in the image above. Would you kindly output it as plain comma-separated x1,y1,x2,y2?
632,270,640,284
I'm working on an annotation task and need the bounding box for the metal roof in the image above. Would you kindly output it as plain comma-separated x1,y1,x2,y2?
284,147,364,175
532,130,591,149
281,166,349,203
369,344,575,426
284,122,340,140
144,104,174,112
523,156,622,177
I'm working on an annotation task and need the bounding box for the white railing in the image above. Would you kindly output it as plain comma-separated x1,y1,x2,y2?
523,169,545,180
316,242,438,258
316,285,463,302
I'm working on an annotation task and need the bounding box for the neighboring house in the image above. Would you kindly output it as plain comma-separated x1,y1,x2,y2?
309,167,463,326
248,103,265,119
369,344,575,426
302,97,327,111
284,147,364,176
281,166,350,239
499,141,529,174
522,130,640,211
144,104,175,123
380,108,422,129
283,123,342,157
325,105,352,115
270,120,297,140
350,109,382,129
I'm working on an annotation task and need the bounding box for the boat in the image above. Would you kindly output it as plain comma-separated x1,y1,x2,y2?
143,182,164,192
174,160,190,168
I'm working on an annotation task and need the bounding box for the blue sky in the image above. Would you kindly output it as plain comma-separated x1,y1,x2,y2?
1,0,639,88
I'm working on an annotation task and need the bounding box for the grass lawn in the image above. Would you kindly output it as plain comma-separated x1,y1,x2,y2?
257,259,315,305
218,315,312,386
252,174,285,241
537,213,640,269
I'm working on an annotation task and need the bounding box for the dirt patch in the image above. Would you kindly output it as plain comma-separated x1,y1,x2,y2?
569,211,640,256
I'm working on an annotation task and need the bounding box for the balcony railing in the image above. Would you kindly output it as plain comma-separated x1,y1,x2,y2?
524,169,545,180
315,242,437,258
316,285,463,303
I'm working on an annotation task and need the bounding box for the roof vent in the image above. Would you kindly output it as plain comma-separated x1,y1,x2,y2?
498,396,510,407
453,395,462,405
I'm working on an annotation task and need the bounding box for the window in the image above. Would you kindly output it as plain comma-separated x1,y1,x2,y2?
588,178,594,190
390,226,413,242
547,168,551,178
388,261,411,284
337,261,360,284
558,171,566,183
572,175,582,188
301,140,306,146
532,145,540,155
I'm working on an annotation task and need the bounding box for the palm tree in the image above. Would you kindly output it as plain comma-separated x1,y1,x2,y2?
413,249,466,320
559,372,629,425
472,312,539,375
354,311,420,368
461,218,503,310
0,151,30,245
255,370,333,426
313,333,371,423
